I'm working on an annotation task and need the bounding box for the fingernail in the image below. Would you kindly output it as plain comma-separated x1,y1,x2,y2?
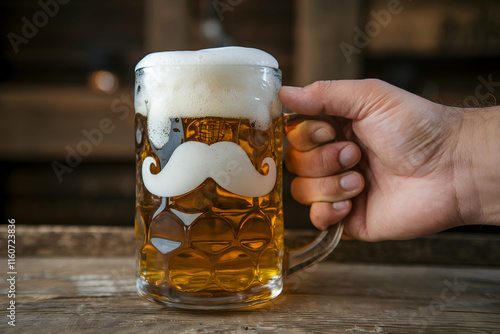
339,145,358,167
340,173,360,192
312,128,334,144
280,86,302,94
332,200,349,211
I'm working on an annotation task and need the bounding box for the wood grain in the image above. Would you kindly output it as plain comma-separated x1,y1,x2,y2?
1,225,500,266
0,86,135,161
0,257,499,333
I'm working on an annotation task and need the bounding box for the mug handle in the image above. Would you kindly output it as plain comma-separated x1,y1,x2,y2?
283,112,345,275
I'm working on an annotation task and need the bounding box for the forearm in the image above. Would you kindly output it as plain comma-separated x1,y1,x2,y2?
454,106,500,226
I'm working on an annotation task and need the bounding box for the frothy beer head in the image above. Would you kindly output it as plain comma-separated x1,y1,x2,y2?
134,47,281,148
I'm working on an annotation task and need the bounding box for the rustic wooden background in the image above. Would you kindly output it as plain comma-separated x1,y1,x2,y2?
1,1,499,237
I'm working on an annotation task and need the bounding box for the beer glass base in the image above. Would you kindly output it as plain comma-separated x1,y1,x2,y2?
136,277,283,310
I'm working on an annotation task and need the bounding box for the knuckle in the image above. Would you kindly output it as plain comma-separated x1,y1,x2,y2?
313,148,328,174
313,145,338,175
360,78,390,95
317,176,336,197
361,78,383,89
310,80,334,94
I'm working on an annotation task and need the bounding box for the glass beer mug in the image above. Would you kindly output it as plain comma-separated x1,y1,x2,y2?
134,47,343,309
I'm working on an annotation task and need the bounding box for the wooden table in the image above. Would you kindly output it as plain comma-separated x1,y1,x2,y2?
1,226,500,333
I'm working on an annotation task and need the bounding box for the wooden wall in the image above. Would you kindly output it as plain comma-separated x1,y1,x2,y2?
0,0,499,232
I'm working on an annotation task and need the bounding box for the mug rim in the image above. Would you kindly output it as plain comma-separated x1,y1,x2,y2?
135,64,281,73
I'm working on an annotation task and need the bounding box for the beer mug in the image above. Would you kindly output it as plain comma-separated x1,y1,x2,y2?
134,47,343,309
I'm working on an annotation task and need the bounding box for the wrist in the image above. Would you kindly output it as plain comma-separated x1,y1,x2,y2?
453,106,500,226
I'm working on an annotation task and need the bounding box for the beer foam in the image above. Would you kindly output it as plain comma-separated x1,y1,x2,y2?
134,47,281,148
135,46,279,69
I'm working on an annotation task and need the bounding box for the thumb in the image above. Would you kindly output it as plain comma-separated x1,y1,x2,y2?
279,79,395,121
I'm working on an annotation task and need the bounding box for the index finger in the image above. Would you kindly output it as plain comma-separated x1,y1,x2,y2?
278,79,397,121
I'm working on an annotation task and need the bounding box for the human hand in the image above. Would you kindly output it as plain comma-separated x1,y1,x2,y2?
280,79,498,241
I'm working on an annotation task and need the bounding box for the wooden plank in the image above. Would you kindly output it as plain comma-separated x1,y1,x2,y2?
2,161,135,226
0,257,499,333
0,226,136,257
294,0,363,85
0,86,135,160
1,225,500,265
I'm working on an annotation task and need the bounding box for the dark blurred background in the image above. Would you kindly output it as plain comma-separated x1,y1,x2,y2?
1,0,499,232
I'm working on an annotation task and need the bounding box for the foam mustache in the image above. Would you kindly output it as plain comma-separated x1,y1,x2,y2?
142,141,277,198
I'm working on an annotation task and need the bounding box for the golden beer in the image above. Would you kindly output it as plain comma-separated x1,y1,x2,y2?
135,114,284,305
